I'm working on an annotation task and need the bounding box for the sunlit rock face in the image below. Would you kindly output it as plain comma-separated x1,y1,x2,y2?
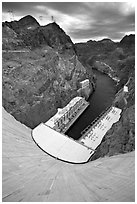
2,15,94,128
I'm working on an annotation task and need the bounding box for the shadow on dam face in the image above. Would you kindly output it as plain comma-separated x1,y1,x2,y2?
2,107,135,202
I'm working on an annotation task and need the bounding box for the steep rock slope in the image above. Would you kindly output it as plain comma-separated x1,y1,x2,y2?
91,76,135,160
2,108,135,202
75,35,135,85
75,38,117,67
3,15,40,33
2,16,94,128
2,24,25,50
75,35,135,159
3,15,75,54
120,34,135,49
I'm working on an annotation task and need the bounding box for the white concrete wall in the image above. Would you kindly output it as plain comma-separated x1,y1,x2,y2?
80,107,122,149
32,123,93,163
80,79,89,89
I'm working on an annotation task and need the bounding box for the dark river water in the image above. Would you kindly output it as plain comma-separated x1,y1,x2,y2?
66,69,117,140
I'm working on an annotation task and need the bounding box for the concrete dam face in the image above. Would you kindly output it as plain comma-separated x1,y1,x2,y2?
2,107,135,202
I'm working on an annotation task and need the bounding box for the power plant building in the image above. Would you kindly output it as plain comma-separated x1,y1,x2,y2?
123,85,128,93
45,96,89,133
80,79,89,89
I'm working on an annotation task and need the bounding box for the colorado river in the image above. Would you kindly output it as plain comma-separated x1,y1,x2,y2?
66,69,117,140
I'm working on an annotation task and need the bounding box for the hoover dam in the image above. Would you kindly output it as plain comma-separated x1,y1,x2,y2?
2,7,135,202
2,107,135,202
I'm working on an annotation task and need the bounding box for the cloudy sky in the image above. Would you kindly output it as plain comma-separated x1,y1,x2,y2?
2,1,135,43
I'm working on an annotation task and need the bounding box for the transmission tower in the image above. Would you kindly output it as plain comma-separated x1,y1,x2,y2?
8,9,14,21
51,15,56,23
39,15,43,24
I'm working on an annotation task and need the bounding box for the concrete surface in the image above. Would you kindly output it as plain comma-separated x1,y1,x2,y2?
80,106,122,149
45,97,89,133
2,107,135,202
32,123,93,163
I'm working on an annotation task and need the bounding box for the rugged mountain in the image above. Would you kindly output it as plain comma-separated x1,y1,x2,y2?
2,15,40,50
75,35,135,159
119,34,135,56
21,22,76,55
120,34,135,47
91,77,135,161
2,24,25,50
75,38,117,67
75,34,135,87
3,17,76,55
2,16,94,129
3,15,40,33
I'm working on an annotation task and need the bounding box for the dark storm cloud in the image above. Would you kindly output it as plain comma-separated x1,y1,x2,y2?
39,2,85,15
2,2,87,15
69,11,135,40
2,2,48,17
2,2,135,42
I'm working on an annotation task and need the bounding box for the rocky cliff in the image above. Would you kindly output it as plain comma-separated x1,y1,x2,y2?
3,15,76,55
2,15,94,129
75,35,135,159
75,35,135,86
91,77,135,160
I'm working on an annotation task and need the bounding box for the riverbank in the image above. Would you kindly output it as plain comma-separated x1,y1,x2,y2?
90,76,135,161
67,69,117,140
74,34,135,160
92,61,120,84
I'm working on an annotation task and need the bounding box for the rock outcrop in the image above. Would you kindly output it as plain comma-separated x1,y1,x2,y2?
120,34,135,48
3,15,40,33
2,16,94,129
91,79,135,160
3,16,75,54
75,35,135,159
2,24,25,50
75,35,135,81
